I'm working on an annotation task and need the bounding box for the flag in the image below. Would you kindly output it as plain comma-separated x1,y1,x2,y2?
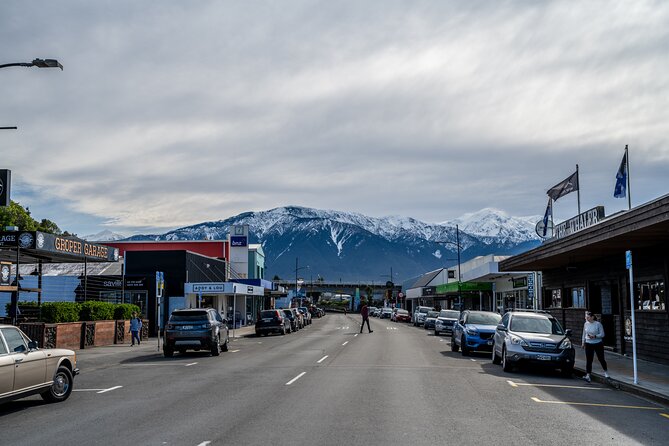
542,198,552,237
547,170,579,201
614,152,627,198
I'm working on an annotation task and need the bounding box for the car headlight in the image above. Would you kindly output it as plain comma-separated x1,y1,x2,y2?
465,327,478,336
510,335,529,347
559,338,572,350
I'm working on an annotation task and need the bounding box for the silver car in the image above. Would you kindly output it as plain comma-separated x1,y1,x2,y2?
0,324,79,404
492,311,575,376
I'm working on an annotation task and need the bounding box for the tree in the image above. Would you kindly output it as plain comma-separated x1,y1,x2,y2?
37,218,62,235
0,200,65,234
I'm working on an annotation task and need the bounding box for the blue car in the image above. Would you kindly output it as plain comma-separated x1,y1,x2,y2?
451,310,501,356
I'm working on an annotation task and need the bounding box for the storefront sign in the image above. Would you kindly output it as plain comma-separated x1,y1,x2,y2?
0,169,10,207
0,232,17,247
0,231,119,261
230,236,247,247
527,274,535,301
124,276,147,289
512,277,528,288
554,206,605,240
191,283,228,293
422,286,436,296
624,316,633,341
1,262,10,286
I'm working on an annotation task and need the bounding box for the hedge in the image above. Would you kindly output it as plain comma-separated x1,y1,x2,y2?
10,301,142,323
41,302,81,323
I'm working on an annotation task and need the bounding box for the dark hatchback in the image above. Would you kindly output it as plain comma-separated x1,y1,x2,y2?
281,309,301,332
256,309,291,336
164,308,229,357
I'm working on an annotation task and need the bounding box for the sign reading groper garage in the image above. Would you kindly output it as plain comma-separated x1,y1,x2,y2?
553,206,605,240
0,231,119,262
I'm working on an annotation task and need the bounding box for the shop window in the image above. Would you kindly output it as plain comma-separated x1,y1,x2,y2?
550,289,562,308
635,280,665,311
571,287,585,308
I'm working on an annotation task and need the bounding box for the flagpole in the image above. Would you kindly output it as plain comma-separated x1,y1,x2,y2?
576,164,581,214
625,145,631,210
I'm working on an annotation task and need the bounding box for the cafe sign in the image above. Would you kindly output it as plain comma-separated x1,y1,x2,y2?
553,206,605,240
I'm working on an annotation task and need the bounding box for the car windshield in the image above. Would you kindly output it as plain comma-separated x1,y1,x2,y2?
467,312,502,325
419,308,431,314
427,311,439,317
397,310,409,315
511,316,564,334
170,311,208,321
440,310,459,318
260,310,278,318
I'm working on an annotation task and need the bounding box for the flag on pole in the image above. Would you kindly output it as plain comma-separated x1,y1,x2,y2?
542,198,552,237
547,170,579,201
614,151,628,198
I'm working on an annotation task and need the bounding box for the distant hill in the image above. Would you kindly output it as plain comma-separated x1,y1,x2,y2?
124,206,541,282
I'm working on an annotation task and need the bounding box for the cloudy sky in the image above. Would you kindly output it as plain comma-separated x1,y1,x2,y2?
2,1,668,237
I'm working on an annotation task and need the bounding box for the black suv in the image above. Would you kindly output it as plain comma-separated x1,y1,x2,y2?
164,308,229,357
256,309,291,336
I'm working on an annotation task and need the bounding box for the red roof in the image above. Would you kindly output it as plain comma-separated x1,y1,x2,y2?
105,240,228,260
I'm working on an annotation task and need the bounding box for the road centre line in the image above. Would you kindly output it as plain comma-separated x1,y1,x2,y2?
508,380,609,390
531,396,662,410
317,355,328,363
286,372,306,385
342,341,349,346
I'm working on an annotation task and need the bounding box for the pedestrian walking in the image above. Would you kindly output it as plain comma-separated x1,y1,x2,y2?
130,312,143,346
582,311,609,382
359,303,373,333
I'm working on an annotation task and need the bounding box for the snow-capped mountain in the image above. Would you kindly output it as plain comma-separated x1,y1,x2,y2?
82,229,127,242
124,206,541,281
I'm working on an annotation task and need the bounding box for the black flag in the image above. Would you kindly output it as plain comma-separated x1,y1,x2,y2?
547,171,578,201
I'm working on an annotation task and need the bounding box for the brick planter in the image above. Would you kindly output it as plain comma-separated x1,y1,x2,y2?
19,320,145,350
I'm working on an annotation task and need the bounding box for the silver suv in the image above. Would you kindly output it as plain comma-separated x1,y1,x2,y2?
412,306,435,326
164,308,229,357
492,310,574,376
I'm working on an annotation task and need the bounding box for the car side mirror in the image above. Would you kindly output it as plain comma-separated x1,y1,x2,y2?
28,340,39,350
565,329,572,337
496,323,506,331
222,318,228,325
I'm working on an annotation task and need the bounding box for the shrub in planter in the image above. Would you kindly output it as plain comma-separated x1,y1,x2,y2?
40,302,82,323
114,304,142,320
80,301,115,321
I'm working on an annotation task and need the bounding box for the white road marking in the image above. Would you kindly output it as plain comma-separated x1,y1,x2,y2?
508,380,609,390
317,355,328,363
386,327,397,330
230,349,240,353
531,396,662,410
470,359,476,362
185,362,198,367
354,334,359,337
660,413,669,420
197,442,212,446
342,341,349,346
286,372,306,385
97,385,123,394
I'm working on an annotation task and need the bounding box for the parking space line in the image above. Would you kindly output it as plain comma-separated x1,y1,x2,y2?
317,355,328,363
185,362,198,367
197,441,212,446
531,396,661,410
97,386,123,394
342,341,349,346
354,334,358,337
508,380,609,390
230,349,240,353
286,372,306,385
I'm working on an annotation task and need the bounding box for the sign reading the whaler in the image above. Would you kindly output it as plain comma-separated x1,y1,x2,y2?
553,206,605,240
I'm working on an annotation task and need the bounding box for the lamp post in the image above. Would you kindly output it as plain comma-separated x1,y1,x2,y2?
294,257,309,307
0,58,63,70
380,267,399,308
436,224,462,310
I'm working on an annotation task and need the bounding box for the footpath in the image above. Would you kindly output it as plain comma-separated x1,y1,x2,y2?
573,347,669,407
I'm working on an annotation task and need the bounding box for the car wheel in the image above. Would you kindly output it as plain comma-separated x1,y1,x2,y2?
178,349,186,354
211,336,221,356
221,336,229,352
502,347,513,372
164,347,174,358
451,336,459,352
560,364,573,378
281,326,286,335
41,366,73,403
492,344,502,365
434,330,439,337
461,336,469,356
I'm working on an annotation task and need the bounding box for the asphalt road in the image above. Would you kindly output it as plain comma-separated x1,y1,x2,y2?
1,313,668,445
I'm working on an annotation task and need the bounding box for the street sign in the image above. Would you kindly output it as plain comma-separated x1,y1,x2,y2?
625,250,632,269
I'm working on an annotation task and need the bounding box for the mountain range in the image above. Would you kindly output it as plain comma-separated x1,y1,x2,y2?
102,206,542,283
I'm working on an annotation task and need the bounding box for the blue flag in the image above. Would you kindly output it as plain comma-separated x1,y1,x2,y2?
542,198,552,237
614,152,627,198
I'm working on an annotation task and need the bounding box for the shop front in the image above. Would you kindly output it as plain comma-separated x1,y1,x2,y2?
500,195,669,365
184,282,265,328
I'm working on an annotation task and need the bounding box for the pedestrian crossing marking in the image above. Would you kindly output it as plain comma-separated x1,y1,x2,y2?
531,396,662,410
386,327,398,330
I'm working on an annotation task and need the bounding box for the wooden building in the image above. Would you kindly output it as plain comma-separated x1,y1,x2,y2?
499,194,669,365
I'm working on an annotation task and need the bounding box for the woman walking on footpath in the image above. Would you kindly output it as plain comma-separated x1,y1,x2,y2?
130,312,143,346
582,311,609,382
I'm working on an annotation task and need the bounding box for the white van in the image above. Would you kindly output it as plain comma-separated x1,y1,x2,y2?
412,306,435,326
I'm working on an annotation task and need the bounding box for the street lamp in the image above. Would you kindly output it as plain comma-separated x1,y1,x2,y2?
436,224,462,310
0,58,63,70
294,257,309,307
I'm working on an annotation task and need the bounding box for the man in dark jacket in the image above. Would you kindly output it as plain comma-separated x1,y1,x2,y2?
360,303,373,333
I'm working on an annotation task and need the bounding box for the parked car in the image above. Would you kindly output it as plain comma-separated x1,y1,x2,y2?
451,310,501,356
226,310,243,328
412,306,435,326
423,311,440,330
164,308,229,357
282,308,300,332
298,307,312,325
391,309,410,322
380,308,393,319
368,307,378,317
255,309,291,336
492,310,575,375
434,309,460,336
371,308,382,317
0,324,79,404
